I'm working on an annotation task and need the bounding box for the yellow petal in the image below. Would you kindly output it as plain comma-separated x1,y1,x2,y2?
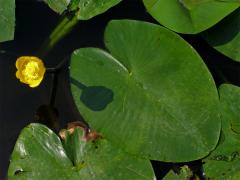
29,81,41,88
16,56,29,69
16,71,20,79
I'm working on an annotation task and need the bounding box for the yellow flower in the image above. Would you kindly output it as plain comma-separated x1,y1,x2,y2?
16,56,46,88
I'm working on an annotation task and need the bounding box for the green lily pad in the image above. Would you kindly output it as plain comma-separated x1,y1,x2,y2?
202,8,240,62
143,0,240,34
70,20,221,162
203,84,240,179
43,0,70,14
8,123,155,179
0,0,15,42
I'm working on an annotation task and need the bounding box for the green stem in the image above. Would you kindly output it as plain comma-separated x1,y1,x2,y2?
37,13,79,58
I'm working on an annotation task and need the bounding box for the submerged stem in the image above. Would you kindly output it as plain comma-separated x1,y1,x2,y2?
37,13,78,105
37,13,79,58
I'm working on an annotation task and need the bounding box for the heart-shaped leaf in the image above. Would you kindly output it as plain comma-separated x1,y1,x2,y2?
143,0,240,34
8,123,155,179
0,0,15,42
202,8,240,62
70,20,221,162
203,84,240,179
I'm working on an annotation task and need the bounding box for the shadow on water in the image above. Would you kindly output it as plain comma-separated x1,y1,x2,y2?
70,78,114,111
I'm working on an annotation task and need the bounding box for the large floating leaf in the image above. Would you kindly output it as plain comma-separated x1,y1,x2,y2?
0,0,15,42
203,84,240,179
43,0,70,14
43,0,122,20
143,0,240,34
8,123,155,179
203,8,240,62
70,20,221,162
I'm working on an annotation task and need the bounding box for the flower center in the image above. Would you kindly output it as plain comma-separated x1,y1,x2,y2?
22,61,40,80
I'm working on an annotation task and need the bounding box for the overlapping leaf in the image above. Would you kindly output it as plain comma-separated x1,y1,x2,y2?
70,20,221,162
143,0,240,34
8,123,154,179
0,0,15,42
203,8,240,62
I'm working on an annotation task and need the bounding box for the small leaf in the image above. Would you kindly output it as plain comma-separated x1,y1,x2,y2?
163,166,192,180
